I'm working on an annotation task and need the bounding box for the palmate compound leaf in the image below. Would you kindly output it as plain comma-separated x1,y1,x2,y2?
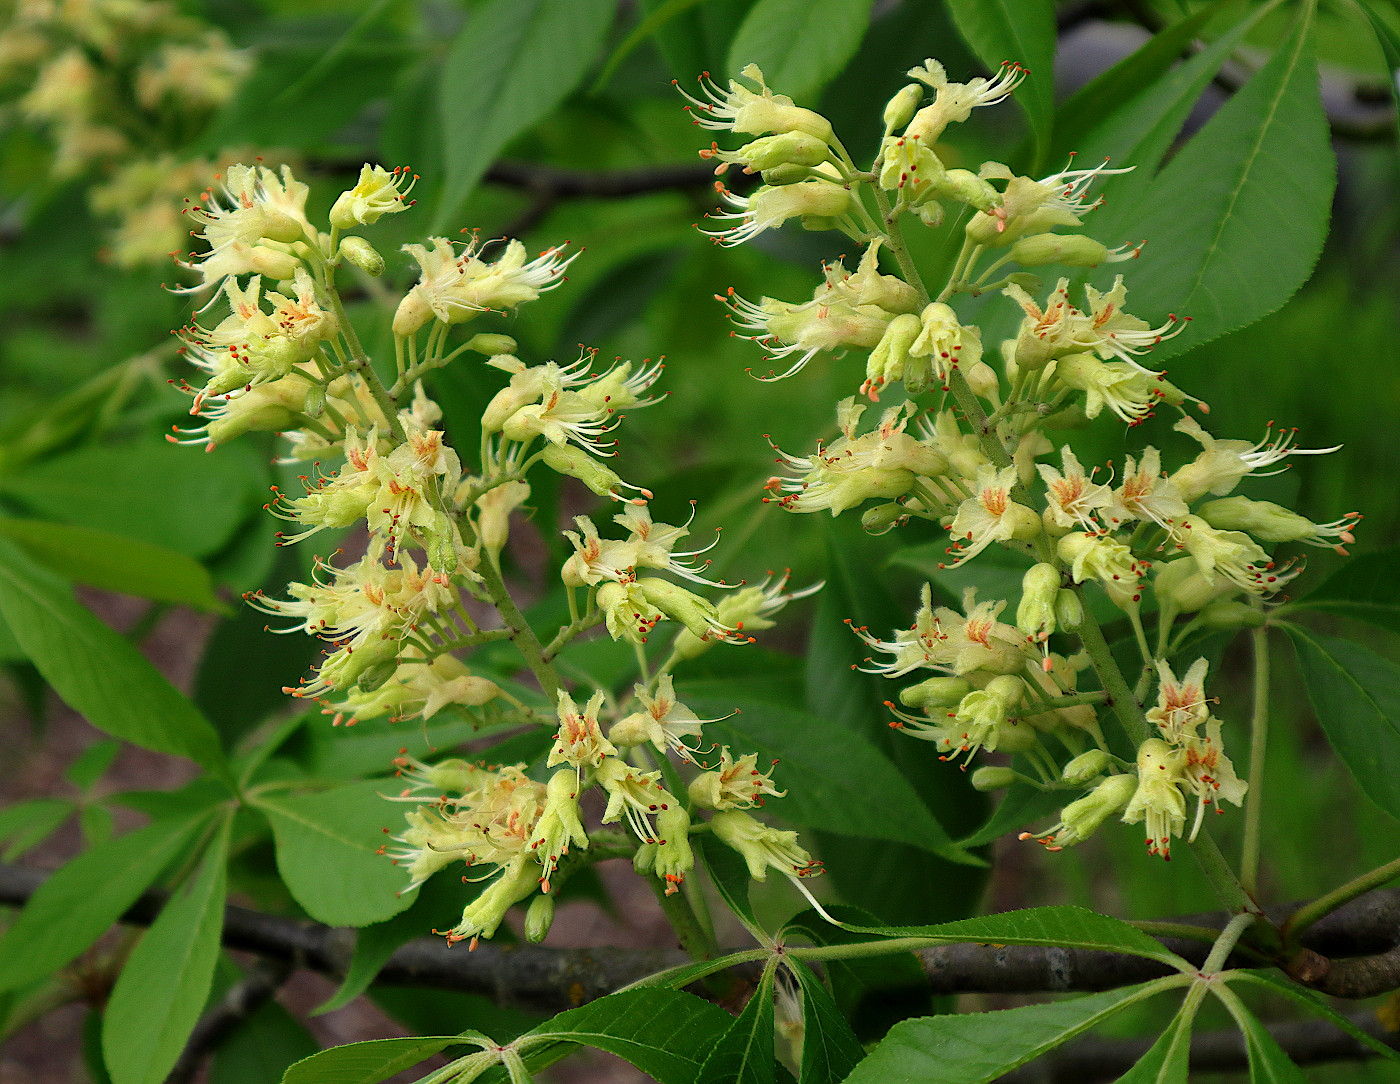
724,0,874,103
0,537,228,777
841,979,1179,1084
788,959,865,1084
696,968,777,1084
1230,971,1400,1064
1103,2,1335,362
102,818,231,1084
1286,626,1400,820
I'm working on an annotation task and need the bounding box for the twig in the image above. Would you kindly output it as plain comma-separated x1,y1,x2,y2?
165,959,293,1084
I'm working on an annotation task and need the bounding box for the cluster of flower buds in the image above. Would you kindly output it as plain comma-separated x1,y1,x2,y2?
0,0,252,264
171,161,826,943
683,58,1360,861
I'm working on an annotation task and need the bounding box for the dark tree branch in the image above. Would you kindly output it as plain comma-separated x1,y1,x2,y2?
5,864,1400,1005
165,958,293,1084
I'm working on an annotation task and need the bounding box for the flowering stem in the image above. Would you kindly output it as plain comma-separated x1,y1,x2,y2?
1018,690,1109,715
648,874,721,962
1072,589,1151,747
1240,623,1270,895
1282,855,1400,945
543,610,605,661
869,185,930,306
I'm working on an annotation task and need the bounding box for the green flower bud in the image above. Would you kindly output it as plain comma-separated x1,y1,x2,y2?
971,766,1017,792
964,361,1000,400
899,676,971,710
302,384,327,419
861,503,909,535
540,443,627,498
736,131,831,173
1198,599,1266,630
1154,557,1233,616
1054,589,1083,632
760,162,813,186
1027,774,1137,850
463,333,518,357
935,169,1000,212
883,84,923,134
1009,233,1109,268
1198,497,1315,545
1017,562,1061,643
337,235,385,276
1061,748,1111,786
524,894,555,943
637,578,729,641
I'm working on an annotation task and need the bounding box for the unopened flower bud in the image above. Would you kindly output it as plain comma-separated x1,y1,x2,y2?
1198,599,1266,630
337,235,385,276
463,333,517,357
356,657,400,693
1054,589,1083,632
1036,774,1137,849
1154,557,1234,615
861,503,909,534
964,360,999,400
302,384,327,419
883,84,923,134
761,162,816,185
736,131,831,173
971,766,1017,792
1197,497,1323,546
1009,233,1109,268
1061,749,1111,786
637,578,728,641
900,676,971,710
1017,563,1061,642
540,443,626,498
524,894,555,943
936,169,1000,212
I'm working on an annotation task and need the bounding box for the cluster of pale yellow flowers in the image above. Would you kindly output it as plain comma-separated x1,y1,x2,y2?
172,160,824,943
682,60,1360,860
1,0,252,264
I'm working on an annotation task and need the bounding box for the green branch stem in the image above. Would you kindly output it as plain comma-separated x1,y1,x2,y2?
1283,856,1400,944
1241,623,1270,895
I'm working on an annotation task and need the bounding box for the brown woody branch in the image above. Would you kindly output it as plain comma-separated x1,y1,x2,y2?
4,863,1400,1071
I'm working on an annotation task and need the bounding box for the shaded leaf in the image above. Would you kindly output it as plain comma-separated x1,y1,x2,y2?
522,988,736,1084
1288,547,1400,634
256,779,418,927
0,798,73,862
839,905,1186,967
281,1036,473,1084
103,820,231,1084
1111,1008,1191,1083
1287,626,1400,820
209,997,319,1084
697,971,775,1084
789,959,864,1084
0,518,225,612
1231,971,1400,1063
1357,0,1400,144
0,813,209,993
0,538,228,775
696,832,759,933
434,0,617,230
696,695,975,865
944,0,1056,165
1111,7,1334,360
842,980,1174,1084
725,0,874,103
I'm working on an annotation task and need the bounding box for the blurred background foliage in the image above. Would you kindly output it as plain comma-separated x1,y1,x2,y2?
1,0,1399,1079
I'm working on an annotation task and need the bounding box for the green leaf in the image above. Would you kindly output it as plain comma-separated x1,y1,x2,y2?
0,797,73,862
696,832,759,933
695,695,975,865
1076,5,1275,237
1287,547,1400,634
593,0,706,91
1230,1002,1309,1084
840,905,1187,968
1231,971,1400,1063
944,0,1056,165
0,438,264,559
1286,626,1400,820
64,738,120,791
1111,5,1335,360
1356,0,1400,144
281,1036,470,1084
842,980,1174,1084
1050,6,1214,165
956,783,1067,849
0,538,228,775
789,960,864,1084
0,518,226,612
0,813,208,993
103,819,231,1084
1111,1007,1191,1083
433,0,617,230
209,997,319,1084
521,988,736,1084
725,0,874,103
697,971,775,1084
256,779,417,927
